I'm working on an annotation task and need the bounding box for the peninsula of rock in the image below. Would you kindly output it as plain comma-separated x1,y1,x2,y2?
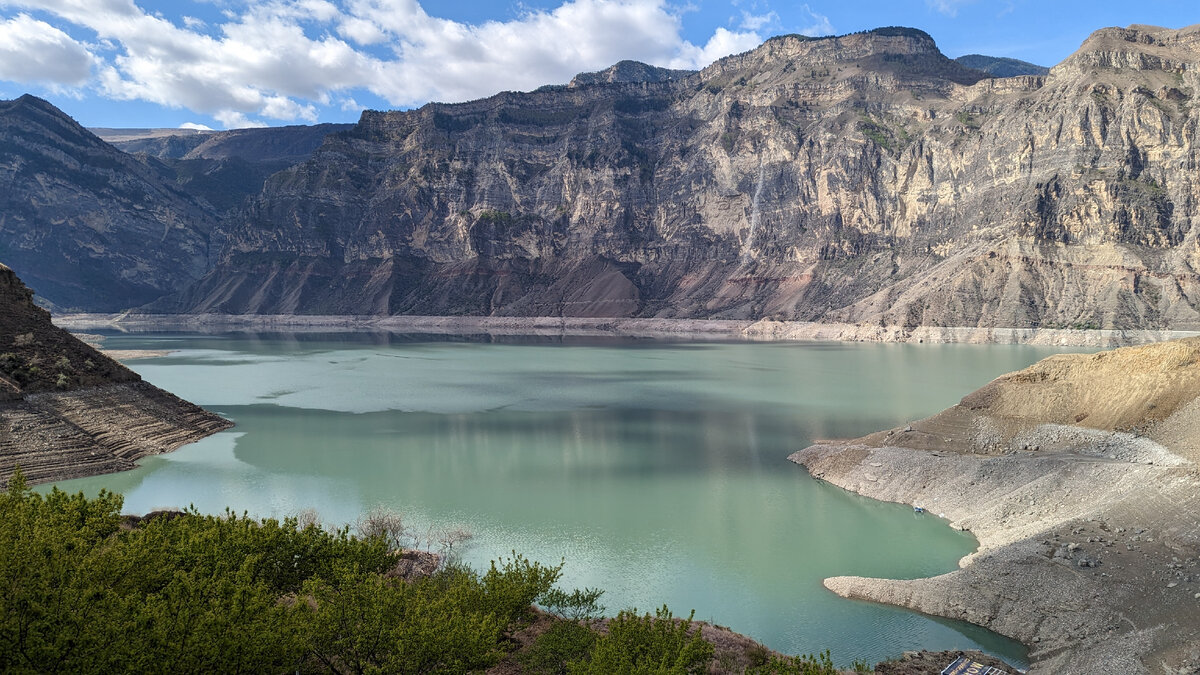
792,337,1200,673
0,264,232,486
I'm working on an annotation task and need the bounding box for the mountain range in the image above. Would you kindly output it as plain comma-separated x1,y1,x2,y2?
3,24,1199,330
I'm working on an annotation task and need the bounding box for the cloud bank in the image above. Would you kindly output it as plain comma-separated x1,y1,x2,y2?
0,0,766,127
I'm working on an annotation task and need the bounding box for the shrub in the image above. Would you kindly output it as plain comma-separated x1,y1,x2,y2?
521,620,597,674
745,650,839,674
539,587,606,622
571,606,713,674
356,505,409,551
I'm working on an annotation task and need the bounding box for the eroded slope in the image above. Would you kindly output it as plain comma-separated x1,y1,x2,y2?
0,264,232,485
792,338,1200,673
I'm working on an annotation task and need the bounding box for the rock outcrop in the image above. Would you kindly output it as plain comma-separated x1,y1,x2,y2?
0,95,222,311
0,263,231,486
791,337,1200,673
141,24,1200,331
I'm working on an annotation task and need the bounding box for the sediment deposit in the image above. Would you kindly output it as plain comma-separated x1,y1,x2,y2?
791,338,1200,674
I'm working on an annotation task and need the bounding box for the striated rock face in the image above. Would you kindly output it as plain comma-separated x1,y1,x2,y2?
0,263,231,485
0,95,222,311
149,24,1200,329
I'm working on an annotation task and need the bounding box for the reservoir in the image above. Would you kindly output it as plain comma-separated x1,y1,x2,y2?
49,332,1082,666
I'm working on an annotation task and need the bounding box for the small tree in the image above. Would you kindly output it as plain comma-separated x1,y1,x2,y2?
356,506,409,551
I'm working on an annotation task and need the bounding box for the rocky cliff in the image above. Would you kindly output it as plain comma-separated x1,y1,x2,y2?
146,24,1200,330
0,95,222,311
0,263,232,485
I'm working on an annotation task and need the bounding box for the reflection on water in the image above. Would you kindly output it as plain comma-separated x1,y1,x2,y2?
48,334,1085,666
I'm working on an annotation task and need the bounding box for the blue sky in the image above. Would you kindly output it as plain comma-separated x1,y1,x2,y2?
0,0,1194,129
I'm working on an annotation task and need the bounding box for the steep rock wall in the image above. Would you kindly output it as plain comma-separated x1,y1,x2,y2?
143,25,1200,328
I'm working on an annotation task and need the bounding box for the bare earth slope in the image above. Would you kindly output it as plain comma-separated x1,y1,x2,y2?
791,337,1200,674
0,264,231,486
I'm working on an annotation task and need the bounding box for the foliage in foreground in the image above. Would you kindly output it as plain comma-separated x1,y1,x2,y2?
0,471,558,674
0,472,847,674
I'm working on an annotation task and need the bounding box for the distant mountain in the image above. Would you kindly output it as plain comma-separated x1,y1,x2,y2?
568,61,696,87
96,123,353,215
955,54,1049,77
0,95,221,311
96,123,353,163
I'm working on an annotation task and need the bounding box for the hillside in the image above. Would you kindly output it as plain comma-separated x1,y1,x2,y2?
0,263,231,485
954,54,1049,77
140,23,1200,330
96,123,354,216
0,95,223,312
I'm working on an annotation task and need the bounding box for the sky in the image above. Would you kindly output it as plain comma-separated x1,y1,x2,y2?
0,1,1194,130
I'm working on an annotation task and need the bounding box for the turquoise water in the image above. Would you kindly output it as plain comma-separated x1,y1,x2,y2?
48,333,1082,666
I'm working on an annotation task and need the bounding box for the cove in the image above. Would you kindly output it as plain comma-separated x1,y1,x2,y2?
47,332,1085,666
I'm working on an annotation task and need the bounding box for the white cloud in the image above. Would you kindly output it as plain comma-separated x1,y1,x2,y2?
0,0,771,127
738,10,777,32
927,0,973,17
672,27,762,68
214,109,268,128
0,13,93,85
178,121,213,130
798,4,833,37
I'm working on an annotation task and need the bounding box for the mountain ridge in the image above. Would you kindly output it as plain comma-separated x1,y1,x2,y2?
6,24,1200,332
142,22,1200,331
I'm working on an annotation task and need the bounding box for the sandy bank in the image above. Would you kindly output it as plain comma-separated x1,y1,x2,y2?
52,313,1200,347
791,338,1200,674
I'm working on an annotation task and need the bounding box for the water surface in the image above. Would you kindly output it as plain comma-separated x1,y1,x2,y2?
50,333,1084,666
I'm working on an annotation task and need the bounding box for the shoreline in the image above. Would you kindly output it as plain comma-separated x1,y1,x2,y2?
791,339,1200,673
52,313,1200,347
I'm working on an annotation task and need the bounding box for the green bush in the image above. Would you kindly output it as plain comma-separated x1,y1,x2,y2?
570,606,713,675
521,620,597,674
745,650,839,675
0,474,560,674
539,587,606,621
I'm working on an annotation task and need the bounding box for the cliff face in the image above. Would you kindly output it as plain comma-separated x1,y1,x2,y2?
0,96,221,311
149,24,1200,329
0,264,232,485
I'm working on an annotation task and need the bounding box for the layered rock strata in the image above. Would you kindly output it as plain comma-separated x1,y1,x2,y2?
791,337,1200,673
151,24,1200,331
0,264,231,486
